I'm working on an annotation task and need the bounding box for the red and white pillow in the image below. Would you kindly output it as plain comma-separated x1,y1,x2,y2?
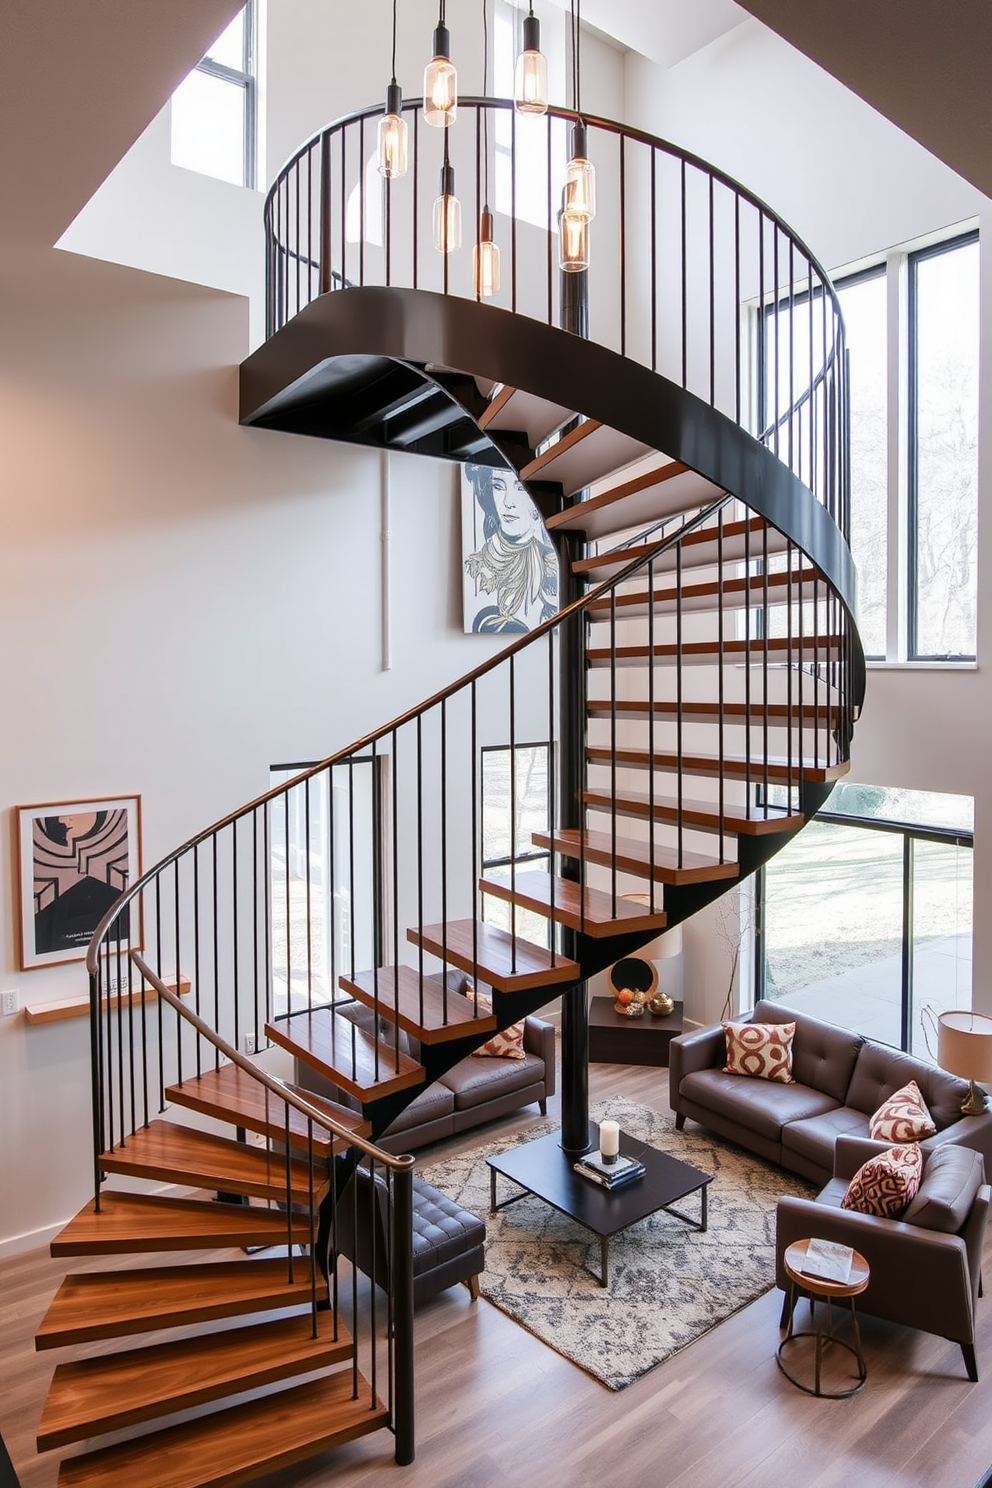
722,1021,796,1084
466,990,526,1060
868,1080,936,1143
841,1143,924,1218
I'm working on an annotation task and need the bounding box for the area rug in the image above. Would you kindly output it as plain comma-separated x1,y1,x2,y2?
418,1096,817,1390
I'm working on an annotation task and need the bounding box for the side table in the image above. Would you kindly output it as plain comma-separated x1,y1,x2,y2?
777,1238,870,1398
588,997,684,1066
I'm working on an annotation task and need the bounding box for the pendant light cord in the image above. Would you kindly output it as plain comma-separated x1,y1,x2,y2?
571,0,581,117
391,0,398,84
482,0,490,208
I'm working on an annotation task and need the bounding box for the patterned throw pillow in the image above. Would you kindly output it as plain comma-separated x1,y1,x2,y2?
466,990,526,1060
869,1080,937,1142
841,1143,924,1218
722,1021,796,1083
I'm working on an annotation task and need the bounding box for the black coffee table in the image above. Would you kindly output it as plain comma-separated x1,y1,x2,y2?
487,1123,712,1286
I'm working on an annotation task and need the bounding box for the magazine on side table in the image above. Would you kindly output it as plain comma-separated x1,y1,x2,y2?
800,1237,855,1284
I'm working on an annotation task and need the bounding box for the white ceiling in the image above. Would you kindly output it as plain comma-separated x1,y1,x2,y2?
737,0,992,200
546,0,748,70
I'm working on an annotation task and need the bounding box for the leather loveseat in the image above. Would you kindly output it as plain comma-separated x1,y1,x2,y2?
295,983,556,1154
670,999,992,1186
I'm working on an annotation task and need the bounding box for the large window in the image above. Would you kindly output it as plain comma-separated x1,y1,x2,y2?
171,2,257,188
480,743,552,947
755,784,973,1058
910,236,980,659
269,758,379,1013
761,228,978,662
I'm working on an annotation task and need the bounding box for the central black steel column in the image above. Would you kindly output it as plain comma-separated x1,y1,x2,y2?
557,261,592,1159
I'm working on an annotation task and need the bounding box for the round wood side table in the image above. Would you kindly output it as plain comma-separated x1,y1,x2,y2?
777,1238,870,1398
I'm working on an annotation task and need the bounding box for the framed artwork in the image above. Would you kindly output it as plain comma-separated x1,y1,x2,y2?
461,463,559,635
17,796,142,970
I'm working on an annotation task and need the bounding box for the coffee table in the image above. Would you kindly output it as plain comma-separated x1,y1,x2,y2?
486,1123,712,1286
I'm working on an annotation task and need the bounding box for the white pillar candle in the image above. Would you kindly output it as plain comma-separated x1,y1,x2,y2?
599,1119,620,1161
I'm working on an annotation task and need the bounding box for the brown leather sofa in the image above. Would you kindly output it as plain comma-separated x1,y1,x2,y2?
670,999,992,1185
776,1136,990,1379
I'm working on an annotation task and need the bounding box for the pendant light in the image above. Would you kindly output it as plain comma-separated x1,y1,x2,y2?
559,0,595,272
474,0,500,295
514,4,548,115
424,0,457,128
558,204,590,273
433,137,462,252
377,0,407,178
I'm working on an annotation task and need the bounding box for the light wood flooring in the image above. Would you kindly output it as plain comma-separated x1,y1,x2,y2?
4,1059,992,1488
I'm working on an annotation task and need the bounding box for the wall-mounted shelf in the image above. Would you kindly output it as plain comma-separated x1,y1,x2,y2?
23,975,191,1026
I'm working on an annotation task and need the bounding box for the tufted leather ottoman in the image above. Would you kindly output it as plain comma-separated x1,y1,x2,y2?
335,1168,486,1309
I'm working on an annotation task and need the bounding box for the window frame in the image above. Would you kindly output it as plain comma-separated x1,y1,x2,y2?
755,225,979,666
176,0,257,190
753,797,973,1054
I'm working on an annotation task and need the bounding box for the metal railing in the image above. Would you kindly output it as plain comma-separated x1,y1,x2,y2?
264,97,849,538
84,942,416,1463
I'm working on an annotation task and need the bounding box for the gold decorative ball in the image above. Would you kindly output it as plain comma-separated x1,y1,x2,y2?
648,992,675,1018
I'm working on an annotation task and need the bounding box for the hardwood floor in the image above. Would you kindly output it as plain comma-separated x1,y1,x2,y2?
4,1059,992,1488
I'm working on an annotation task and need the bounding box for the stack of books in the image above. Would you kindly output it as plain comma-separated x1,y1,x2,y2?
574,1148,646,1190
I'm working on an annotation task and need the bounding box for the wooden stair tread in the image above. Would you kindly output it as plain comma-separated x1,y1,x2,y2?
36,1262,328,1349
520,420,654,498
39,1311,350,1451
56,1370,387,1488
545,461,722,540
582,788,805,837
478,383,575,446
586,698,839,722
339,965,498,1044
532,828,739,886
588,744,848,784
51,1193,311,1256
408,919,580,993
573,516,789,581
480,870,666,938
165,1065,370,1159
586,634,846,667
265,1007,426,1103
587,566,820,618
99,1122,323,1205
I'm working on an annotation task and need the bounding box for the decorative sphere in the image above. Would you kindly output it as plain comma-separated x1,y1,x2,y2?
648,992,675,1018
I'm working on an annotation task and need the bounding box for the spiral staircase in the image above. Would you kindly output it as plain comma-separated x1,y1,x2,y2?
33,101,863,1487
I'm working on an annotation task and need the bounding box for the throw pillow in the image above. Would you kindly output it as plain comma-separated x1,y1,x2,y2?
841,1143,924,1218
723,1020,796,1083
465,989,526,1060
869,1080,937,1143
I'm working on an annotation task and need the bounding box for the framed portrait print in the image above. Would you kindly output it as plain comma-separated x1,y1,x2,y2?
461,463,559,635
17,796,142,970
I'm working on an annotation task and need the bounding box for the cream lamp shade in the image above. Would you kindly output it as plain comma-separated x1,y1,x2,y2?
937,1010,992,1116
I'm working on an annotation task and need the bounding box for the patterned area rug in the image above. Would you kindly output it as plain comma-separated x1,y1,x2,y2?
418,1096,817,1390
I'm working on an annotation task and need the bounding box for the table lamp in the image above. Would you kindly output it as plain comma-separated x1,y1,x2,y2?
937,1010,992,1116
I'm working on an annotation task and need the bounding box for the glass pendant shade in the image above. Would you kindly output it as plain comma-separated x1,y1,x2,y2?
514,14,548,114
558,207,589,272
433,162,462,252
376,83,408,178
474,209,500,296
424,22,457,126
563,121,596,222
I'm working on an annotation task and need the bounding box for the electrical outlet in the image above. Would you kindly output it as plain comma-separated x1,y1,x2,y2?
1,990,18,1017
243,1032,257,1056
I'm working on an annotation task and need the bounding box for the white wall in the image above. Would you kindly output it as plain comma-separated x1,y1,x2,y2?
624,20,992,1027
0,243,504,1250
